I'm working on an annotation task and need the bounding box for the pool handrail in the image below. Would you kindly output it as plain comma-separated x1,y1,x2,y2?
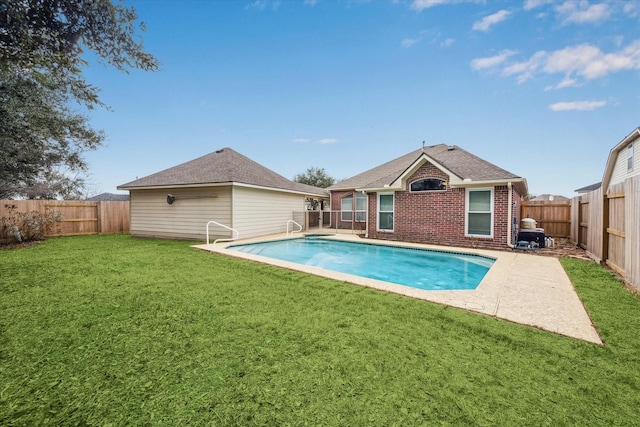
206,220,239,246
287,219,302,237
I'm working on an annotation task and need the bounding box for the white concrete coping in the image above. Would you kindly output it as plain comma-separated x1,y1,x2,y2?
194,233,602,345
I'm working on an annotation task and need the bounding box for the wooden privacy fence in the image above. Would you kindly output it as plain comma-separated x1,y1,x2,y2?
571,175,640,291
0,200,130,236
520,201,572,238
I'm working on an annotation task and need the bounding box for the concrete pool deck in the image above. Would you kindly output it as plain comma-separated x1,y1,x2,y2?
194,234,602,345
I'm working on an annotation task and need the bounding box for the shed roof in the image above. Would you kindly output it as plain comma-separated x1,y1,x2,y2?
328,144,526,194
118,147,328,197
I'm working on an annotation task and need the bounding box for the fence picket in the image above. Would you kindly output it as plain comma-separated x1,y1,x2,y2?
0,200,129,237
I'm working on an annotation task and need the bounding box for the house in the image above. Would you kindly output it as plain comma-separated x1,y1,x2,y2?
529,194,569,203
571,126,639,290
117,148,327,241
326,144,528,250
601,126,639,192
86,192,130,201
574,182,601,194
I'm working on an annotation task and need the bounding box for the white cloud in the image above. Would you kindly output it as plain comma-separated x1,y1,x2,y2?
411,0,481,11
411,0,452,10
545,76,579,90
555,1,610,24
245,0,267,10
501,50,548,83
549,100,607,111
294,138,311,143
318,138,338,144
244,0,282,11
401,38,420,48
472,10,512,31
524,0,554,10
474,40,640,86
624,2,639,17
544,41,640,79
470,50,517,70
441,38,455,47
404,30,455,49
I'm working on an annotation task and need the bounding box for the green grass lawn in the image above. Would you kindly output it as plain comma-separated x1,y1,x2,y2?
1,235,639,425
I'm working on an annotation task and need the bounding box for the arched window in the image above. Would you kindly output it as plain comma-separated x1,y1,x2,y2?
410,178,447,192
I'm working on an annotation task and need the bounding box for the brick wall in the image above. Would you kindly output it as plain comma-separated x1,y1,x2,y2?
366,163,522,250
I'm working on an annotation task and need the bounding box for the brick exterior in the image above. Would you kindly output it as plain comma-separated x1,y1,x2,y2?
361,162,523,250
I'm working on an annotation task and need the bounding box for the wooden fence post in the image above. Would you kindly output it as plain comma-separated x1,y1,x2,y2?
97,201,102,234
602,193,609,265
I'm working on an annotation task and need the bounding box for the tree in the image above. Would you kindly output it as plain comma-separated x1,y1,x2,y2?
0,0,159,199
293,167,336,188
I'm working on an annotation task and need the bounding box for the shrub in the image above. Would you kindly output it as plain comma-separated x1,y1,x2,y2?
0,204,63,244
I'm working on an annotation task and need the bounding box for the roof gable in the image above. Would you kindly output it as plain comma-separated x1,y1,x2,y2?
601,126,640,191
118,147,327,197
328,144,525,192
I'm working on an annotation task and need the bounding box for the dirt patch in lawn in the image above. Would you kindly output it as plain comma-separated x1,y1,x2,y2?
520,238,593,261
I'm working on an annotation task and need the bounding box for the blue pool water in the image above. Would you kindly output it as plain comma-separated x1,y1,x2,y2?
228,238,494,291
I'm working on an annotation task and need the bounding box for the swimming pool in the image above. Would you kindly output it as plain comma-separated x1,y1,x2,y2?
228,237,495,291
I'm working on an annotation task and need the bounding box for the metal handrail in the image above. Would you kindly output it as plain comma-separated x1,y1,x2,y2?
206,221,239,246
287,219,302,237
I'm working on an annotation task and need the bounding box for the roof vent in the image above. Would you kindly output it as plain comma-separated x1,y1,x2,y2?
215,149,224,153
447,145,455,151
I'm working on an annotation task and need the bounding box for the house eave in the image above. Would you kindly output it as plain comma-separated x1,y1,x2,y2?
356,185,403,193
601,126,640,191
118,181,328,198
357,178,528,195
117,182,231,191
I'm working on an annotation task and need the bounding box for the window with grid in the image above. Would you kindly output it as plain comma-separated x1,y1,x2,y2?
378,193,394,231
466,189,493,236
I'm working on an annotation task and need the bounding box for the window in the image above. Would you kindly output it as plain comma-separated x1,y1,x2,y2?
628,144,634,172
356,192,367,222
378,193,394,231
410,178,447,192
466,189,493,237
341,192,366,222
341,194,353,222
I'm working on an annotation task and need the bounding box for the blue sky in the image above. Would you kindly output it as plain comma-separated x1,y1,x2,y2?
83,0,640,198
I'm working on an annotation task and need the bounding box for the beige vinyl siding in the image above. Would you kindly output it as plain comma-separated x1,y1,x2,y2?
609,137,639,188
129,187,231,240
232,185,306,239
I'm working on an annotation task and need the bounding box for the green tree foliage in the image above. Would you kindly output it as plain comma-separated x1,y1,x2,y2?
0,0,159,199
293,167,335,188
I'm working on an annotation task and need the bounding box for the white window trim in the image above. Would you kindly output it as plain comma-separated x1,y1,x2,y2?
628,143,634,172
465,187,494,238
377,192,394,232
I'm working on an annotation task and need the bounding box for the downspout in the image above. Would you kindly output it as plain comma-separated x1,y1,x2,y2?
507,181,515,248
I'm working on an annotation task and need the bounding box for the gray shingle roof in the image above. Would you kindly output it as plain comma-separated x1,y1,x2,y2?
574,182,601,193
86,192,129,201
118,148,328,197
328,144,524,191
